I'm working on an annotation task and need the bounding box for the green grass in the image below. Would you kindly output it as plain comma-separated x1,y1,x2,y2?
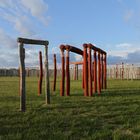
0,77,140,140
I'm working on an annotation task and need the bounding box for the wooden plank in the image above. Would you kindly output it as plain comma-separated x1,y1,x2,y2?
88,43,106,54
70,61,83,65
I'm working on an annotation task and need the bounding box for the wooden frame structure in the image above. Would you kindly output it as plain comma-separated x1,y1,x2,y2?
59,43,107,97
70,61,83,80
60,45,83,96
18,37,50,112
83,43,107,96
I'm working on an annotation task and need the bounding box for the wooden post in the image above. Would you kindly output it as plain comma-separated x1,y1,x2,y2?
93,50,97,93
82,61,84,89
60,47,65,96
45,44,50,104
92,62,94,81
101,53,104,89
53,54,57,92
83,44,88,96
38,51,43,95
88,47,92,96
104,54,107,89
66,49,70,96
98,52,101,95
19,43,26,112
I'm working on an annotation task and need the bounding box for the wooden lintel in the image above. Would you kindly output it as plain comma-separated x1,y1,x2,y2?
88,43,106,54
70,61,83,65
60,45,83,56
17,37,49,46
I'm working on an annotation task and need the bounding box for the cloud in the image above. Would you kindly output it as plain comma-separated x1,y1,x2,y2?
108,50,140,65
0,28,17,48
21,0,48,18
21,0,49,26
0,0,50,68
0,0,50,36
0,51,18,68
107,43,140,58
107,55,123,64
106,42,140,64
126,50,140,63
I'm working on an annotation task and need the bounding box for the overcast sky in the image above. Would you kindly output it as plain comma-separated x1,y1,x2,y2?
0,0,140,68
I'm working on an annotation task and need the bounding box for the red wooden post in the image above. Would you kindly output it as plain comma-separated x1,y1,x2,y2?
88,46,92,96
38,51,43,95
93,50,97,93
66,49,70,96
101,53,104,89
60,46,65,96
53,54,57,92
83,44,88,96
104,54,107,89
82,61,84,89
98,52,101,95
92,61,94,81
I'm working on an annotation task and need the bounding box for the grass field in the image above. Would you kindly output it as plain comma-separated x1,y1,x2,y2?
0,77,140,140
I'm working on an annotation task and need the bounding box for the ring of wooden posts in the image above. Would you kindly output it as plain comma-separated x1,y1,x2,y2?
18,37,50,112
59,43,107,97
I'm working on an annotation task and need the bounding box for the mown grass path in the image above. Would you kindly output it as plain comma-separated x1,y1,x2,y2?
0,77,140,140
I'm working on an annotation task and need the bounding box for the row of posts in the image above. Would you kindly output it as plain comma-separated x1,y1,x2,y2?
59,43,107,97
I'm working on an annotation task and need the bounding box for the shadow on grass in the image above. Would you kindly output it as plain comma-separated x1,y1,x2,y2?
102,89,140,97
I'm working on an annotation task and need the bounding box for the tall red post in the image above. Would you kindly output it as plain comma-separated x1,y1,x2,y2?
101,53,104,89
83,44,88,96
82,62,85,89
104,54,107,89
53,54,57,92
66,49,70,96
93,50,97,93
60,46,65,96
98,52,101,95
88,46,92,96
38,51,43,95
92,62,94,81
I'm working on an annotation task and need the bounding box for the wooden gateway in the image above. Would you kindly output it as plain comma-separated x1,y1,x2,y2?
18,37,50,112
